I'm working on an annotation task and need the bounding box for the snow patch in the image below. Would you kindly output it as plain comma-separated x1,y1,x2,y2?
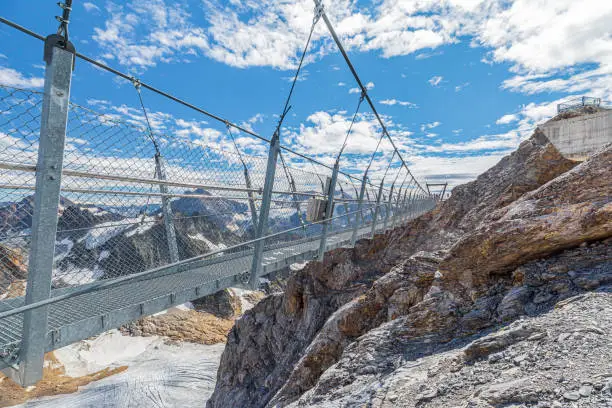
52,264,104,286
53,238,73,263
84,221,131,250
98,250,110,261
124,219,156,237
54,329,159,378
290,261,308,271
25,331,225,407
188,233,227,253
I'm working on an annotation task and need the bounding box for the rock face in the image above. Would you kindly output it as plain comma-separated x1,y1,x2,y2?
207,133,611,408
192,289,243,319
119,309,234,345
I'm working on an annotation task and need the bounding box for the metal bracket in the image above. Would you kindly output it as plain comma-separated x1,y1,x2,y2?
43,34,75,68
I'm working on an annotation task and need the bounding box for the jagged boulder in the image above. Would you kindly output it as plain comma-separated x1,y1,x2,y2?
441,144,612,295
192,289,242,319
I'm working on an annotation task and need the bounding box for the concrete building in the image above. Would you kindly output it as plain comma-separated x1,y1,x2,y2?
539,108,612,161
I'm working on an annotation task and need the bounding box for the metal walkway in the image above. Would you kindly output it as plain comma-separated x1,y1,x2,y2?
0,222,409,373
0,0,438,386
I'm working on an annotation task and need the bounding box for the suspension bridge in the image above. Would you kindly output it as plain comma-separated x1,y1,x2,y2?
0,0,435,386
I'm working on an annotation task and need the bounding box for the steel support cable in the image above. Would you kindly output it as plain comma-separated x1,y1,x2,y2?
131,79,162,224
364,130,386,178
397,172,409,193
225,123,261,228
306,159,326,193
271,7,320,143
0,16,370,187
381,150,396,181
309,0,427,195
225,124,248,169
55,0,72,44
336,92,365,163
0,16,266,144
267,8,322,206
278,151,305,225
132,79,161,154
389,160,404,190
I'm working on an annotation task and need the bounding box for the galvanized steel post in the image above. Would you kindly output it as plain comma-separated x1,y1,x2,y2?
401,189,409,222
392,187,402,228
407,191,414,219
338,185,351,229
249,134,280,288
19,37,74,386
318,161,339,261
371,179,384,238
243,166,259,233
350,174,367,246
155,154,179,263
383,184,394,231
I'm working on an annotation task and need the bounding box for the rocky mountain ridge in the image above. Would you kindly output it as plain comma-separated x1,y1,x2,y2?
207,131,611,408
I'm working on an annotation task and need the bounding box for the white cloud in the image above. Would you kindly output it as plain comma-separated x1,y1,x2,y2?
0,66,44,88
337,82,346,87
83,2,100,12
421,132,520,153
380,99,417,108
91,0,209,69
409,153,508,188
84,0,612,113
428,75,443,87
496,113,518,125
349,81,374,94
420,121,441,132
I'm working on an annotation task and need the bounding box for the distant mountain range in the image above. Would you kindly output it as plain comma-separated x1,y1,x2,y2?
0,186,365,292
0,191,250,289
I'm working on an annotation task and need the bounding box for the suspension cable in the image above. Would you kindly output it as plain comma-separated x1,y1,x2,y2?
271,6,321,140
225,122,248,169
310,0,427,194
381,150,396,181
278,151,305,225
364,130,385,177
0,14,424,193
336,91,365,163
131,78,160,155
391,161,403,186
55,0,72,44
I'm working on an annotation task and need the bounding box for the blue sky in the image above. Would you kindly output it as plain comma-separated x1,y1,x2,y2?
1,0,610,189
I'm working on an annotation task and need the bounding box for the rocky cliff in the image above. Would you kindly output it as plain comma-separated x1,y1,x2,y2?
207,132,611,408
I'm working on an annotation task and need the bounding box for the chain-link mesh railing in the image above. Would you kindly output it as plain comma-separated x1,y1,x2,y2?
0,2,438,385
0,84,433,302
0,86,41,299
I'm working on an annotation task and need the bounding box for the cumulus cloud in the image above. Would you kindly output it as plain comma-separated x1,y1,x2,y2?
349,81,374,94
0,66,44,88
496,114,519,125
91,0,209,69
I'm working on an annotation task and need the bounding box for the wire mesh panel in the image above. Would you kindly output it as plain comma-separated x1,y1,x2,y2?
51,100,273,288
0,86,43,299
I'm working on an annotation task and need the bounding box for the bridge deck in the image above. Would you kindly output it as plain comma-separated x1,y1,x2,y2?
0,223,381,370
